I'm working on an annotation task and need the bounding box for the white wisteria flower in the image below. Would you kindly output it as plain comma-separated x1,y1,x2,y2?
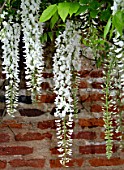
0,15,21,117
53,20,81,118
102,0,124,157
20,0,44,102
111,0,124,15
53,20,81,165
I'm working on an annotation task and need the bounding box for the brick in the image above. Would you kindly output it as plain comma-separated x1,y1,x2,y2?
0,160,7,169
37,94,56,103
79,145,106,154
73,131,96,140
89,158,124,167
100,132,121,140
79,118,104,127
92,82,103,89
19,109,45,117
89,70,103,78
0,133,10,143
42,73,53,78
65,158,84,167
79,144,117,154
50,146,75,155
50,147,60,155
108,106,118,113
41,82,50,90
50,159,63,168
80,93,104,102
79,81,88,88
0,120,22,129
50,158,84,168
88,94,104,102
0,146,33,155
90,104,103,112
15,132,52,141
80,94,89,102
9,159,45,168
79,70,91,77
38,119,74,130
37,120,55,129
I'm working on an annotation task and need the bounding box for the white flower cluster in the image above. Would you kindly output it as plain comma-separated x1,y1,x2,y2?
80,11,100,61
111,0,124,136
113,36,124,146
0,11,8,39
53,20,81,119
113,35,124,93
102,44,117,158
20,0,44,102
55,118,73,166
111,0,124,57
111,0,124,15
53,20,81,165
102,0,124,155
0,16,21,117
102,34,124,158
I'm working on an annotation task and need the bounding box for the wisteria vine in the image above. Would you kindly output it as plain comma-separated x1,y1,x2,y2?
0,0,124,167
53,20,81,166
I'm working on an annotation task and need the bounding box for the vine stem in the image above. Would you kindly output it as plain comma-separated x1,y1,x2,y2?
0,0,7,13
63,117,67,166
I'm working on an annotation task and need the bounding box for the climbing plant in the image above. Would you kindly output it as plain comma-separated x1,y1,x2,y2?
0,0,124,167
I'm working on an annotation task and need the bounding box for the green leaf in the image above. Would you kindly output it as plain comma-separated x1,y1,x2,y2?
112,10,123,35
40,33,48,43
80,0,90,5
44,33,48,41
104,17,111,39
96,57,102,68
56,30,60,37
109,24,114,40
58,2,70,22
40,4,57,22
88,0,100,10
75,5,88,16
48,32,53,41
58,24,66,27
69,2,80,17
100,8,111,21
90,10,98,18
50,12,59,29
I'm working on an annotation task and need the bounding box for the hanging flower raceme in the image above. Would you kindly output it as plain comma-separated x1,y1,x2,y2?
102,45,117,159
111,0,124,151
20,0,44,102
0,14,21,117
102,24,124,160
80,10,101,64
53,20,81,166
113,34,124,149
102,0,124,158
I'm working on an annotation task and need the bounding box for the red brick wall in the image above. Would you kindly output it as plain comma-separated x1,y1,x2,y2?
0,53,124,169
